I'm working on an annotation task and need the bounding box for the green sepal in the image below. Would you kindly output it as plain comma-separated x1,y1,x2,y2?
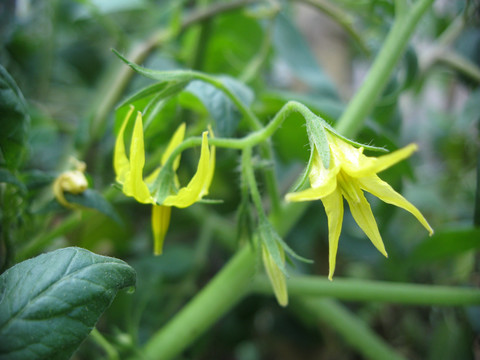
112,49,198,83
323,122,388,152
150,165,176,205
291,146,314,192
258,219,287,275
257,218,313,277
305,115,330,169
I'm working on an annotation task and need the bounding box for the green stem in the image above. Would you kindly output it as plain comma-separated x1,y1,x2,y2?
296,297,406,360
335,0,434,137
141,246,256,360
438,51,480,83
242,147,267,218
252,275,480,306
90,328,120,360
164,101,318,159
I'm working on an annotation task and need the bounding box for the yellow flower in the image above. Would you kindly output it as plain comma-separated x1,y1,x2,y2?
53,158,88,208
114,106,215,254
286,131,433,280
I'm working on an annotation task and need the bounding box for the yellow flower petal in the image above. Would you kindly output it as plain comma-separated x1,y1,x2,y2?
344,143,418,178
262,244,288,307
369,143,418,174
321,190,344,280
123,112,153,204
163,131,211,208
343,182,388,258
152,205,172,255
161,123,186,170
114,106,135,184
286,153,339,202
359,175,434,235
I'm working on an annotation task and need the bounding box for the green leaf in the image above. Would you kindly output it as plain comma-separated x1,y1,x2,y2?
115,81,189,135
64,189,123,224
0,247,136,360
0,64,30,170
182,76,253,136
0,168,26,193
411,228,480,262
273,13,338,99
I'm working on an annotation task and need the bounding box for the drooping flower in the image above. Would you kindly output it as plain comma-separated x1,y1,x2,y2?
114,106,215,254
286,131,433,280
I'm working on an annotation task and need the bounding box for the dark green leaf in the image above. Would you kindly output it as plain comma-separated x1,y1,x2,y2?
64,189,122,224
0,65,30,170
182,76,253,136
0,247,136,360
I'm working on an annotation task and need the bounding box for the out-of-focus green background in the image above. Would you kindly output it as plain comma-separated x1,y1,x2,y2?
1,0,479,359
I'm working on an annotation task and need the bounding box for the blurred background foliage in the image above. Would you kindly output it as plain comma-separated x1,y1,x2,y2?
1,0,480,359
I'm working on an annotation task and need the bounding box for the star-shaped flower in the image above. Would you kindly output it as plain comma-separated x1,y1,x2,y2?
114,106,215,254
286,131,433,280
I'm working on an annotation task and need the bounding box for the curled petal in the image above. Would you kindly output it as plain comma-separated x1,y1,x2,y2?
343,183,388,258
321,190,344,280
163,131,211,208
114,106,135,184
152,205,172,255
123,112,153,204
359,175,434,236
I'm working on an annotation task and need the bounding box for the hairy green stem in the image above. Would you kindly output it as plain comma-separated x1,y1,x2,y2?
141,246,256,360
164,101,319,160
252,275,480,306
242,147,267,218
335,0,435,136
296,298,406,360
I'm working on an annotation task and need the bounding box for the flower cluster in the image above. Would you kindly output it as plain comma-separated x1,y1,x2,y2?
114,106,215,254
287,130,433,280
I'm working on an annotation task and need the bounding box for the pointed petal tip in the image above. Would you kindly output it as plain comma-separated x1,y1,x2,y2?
328,274,333,281
154,249,163,256
278,299,289,307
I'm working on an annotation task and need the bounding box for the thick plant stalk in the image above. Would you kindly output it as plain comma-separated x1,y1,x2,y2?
296,298,406,360
141,246,256,360
335,0,435,137
252,276,480,306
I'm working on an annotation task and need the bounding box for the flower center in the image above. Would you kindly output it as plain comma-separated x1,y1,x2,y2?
337,171,361,203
